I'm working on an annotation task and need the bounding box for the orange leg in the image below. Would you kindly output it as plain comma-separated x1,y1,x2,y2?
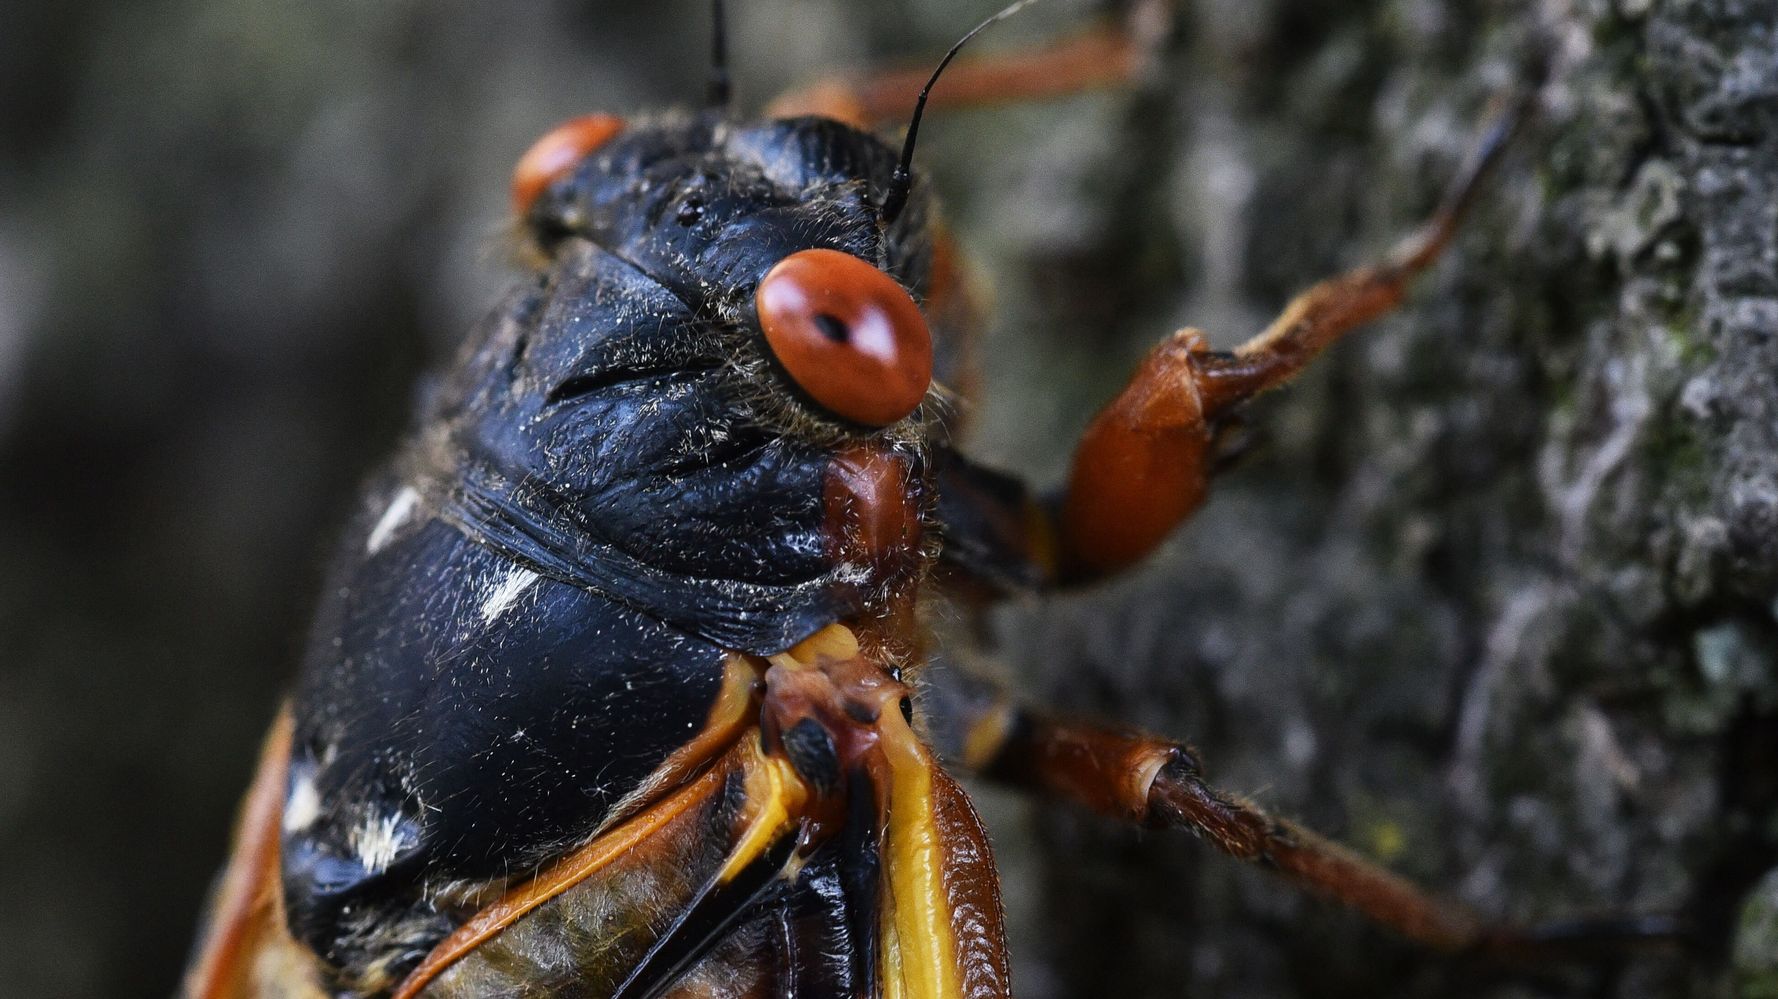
919,673,1685,961
1054,99,1524,580
930,99,1526,590
764,12,1162,129
986,710,1501,952
931,103,1529,590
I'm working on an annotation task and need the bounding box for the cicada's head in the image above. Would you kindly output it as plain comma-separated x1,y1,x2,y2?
410,112,948,656
516,111,940,434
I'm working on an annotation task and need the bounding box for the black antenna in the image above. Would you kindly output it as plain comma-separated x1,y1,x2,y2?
881,0,1039,224
708,0,732,108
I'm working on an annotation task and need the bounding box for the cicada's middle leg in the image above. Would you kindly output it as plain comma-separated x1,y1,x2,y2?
920,668,1688,963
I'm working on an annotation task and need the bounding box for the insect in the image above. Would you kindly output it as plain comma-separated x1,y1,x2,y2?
183,3,1678,997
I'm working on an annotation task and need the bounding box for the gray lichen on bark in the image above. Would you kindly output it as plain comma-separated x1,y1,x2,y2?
955,1,1778,996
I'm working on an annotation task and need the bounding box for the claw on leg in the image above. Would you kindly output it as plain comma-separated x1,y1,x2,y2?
967,704,1685,961
1055,94,1529,580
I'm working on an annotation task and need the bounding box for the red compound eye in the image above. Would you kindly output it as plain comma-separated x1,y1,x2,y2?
756,249,934,427
511,114,625,215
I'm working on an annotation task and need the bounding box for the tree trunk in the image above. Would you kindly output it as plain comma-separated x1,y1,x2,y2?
962,2,1778,997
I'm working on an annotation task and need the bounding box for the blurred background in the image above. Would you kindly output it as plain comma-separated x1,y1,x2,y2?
3,1,1775,997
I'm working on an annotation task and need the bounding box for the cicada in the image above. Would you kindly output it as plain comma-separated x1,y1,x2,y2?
183,4,1674,997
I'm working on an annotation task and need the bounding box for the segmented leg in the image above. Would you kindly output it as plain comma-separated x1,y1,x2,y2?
928,96,1527,594
919,671,1681,960
1055,102,1524,579
765,15,1158,129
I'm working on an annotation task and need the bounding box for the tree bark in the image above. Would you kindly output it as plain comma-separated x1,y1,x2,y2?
963,2,1778,997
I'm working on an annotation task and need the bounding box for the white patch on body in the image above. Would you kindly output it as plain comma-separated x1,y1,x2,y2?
282,773,321,833
832,562,872,586
352,813,415,875
480,566,541,623
365,485,420,554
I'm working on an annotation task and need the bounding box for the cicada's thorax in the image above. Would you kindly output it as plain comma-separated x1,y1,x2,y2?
273,112,976,996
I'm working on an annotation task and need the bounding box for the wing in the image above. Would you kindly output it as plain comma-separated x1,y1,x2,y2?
197,633,1010,999
182,708,327,999
390,632,1012,999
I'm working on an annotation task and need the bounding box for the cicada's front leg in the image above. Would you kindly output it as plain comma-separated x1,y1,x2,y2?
1056,109,1521,579
935,99,1527,591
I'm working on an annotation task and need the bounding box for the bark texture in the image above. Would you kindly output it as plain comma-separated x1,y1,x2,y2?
966,2,1778,997
0,2,1772,997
